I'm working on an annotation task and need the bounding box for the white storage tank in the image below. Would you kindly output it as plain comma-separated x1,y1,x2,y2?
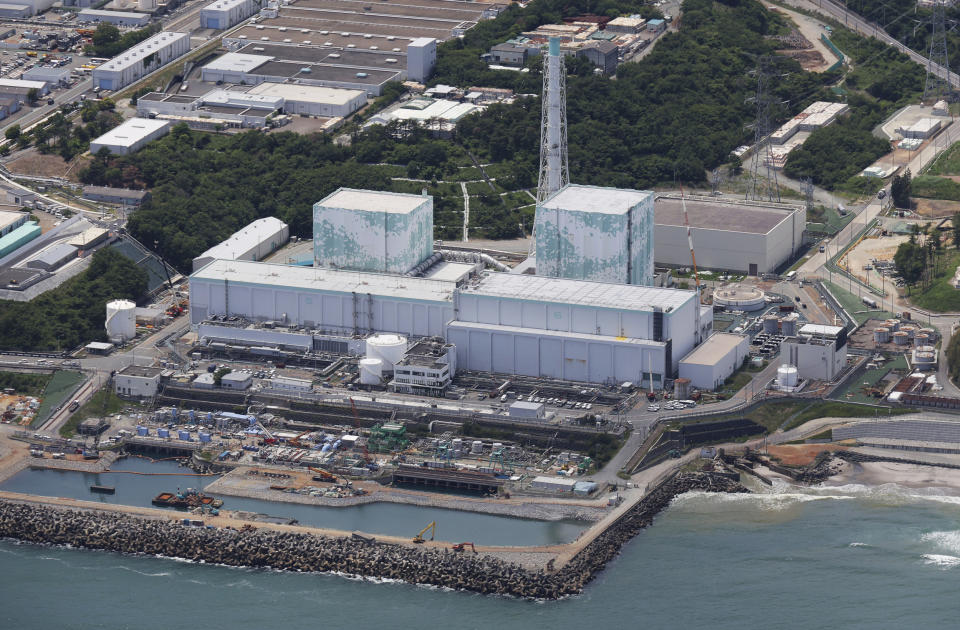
471,440,483,454
900,325,917,339
365,334,407,372
105,299,136,343
777,364,798,388
358,358,383,385
915,333,930,346
920,327,937,340
874,327,890,344
884,319,900,332
892,331,909,345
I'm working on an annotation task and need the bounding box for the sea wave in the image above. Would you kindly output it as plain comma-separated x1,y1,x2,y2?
848,542,871,548
114,565,173,578
921,530,960,555
922,554,960,567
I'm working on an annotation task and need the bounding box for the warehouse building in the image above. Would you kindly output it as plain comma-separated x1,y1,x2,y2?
200,0,257,30
21,66,70,86
678,332,749,390
781,324,848,382
89,118,172,155
247,82,366,117
0,0,55,16
534,184,655,286
25,242,77,271
82,186,150,207
92,31,190,91
313,188,433,274
192,217,290,272
0,209,26,237
0,78,49,101
77,9,151,27
0,220,40,258
654,195,805,275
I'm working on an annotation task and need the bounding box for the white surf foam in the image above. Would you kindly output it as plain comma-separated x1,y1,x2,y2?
922,554,960,567
921,530,960,555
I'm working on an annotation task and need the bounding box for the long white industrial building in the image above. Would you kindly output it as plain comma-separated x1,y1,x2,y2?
192,217,290,272
93,32,190,92
200,0,257,30
654,195,805,275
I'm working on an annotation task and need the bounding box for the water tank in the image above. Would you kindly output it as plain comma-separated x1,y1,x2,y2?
874,327,890,343
780,314,798,337
136,426,148,436
366,334,407,371
471,440,483,454
199,432,211,443
884,319,900,332
900,325,917,339
358,358,383,385
492,442,503,451
915,351,936,364
892,331,909,345
105,299,136,343
157,428,170,438
452,438,463,454
763,315,780,334
920,327,937,339
673,377,691,399
777,364,798,388
177,430,191,441
917,345,936,353
139,0,157,10
915,333,930,346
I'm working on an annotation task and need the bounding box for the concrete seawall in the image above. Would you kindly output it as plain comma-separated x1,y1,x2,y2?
0,472,746,598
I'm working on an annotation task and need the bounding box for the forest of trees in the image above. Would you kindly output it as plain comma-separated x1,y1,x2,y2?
0,249,147,351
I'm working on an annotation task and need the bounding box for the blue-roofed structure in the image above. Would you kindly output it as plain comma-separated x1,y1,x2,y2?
0,220,40,258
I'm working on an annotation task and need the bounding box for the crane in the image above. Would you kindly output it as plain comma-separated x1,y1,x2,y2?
679,183,701,295
288,430,312,448
256,419,276,445
412,521,436,544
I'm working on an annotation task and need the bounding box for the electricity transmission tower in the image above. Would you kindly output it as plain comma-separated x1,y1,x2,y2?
746,56,781,203
801,177,815,214
924,0,952,103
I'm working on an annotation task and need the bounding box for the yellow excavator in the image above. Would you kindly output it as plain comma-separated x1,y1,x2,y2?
412,521,436,544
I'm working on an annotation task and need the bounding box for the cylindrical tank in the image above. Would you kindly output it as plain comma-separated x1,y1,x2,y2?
136,426,148,436
893,331,909,345
763,315,779,334
874,327,890,344
358,358,383,385
915,333,930,346
673,377,691,399
492,442,503,451
471,440,483,454
780,314,798,337
452,438,463,454
177,430,191,441
139,0,157,10
365,334,407,372
917,345,936,353
900,325,917,339
105,299,136,343
199,432,211,443
777,364,799,388
915,351,936,364
885,319,900,332
920,327,937,338
157,428,170,438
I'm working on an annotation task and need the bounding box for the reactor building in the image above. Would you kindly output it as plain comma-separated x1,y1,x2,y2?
534,184,655,286
191,187,714,386
313,188,433,274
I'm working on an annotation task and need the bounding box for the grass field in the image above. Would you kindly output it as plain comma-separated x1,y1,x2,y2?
59,386,143,438
830,355,909,404
911,175,960,202
781,401,912,432
907,251,960,312
823,281,896,324
807,204,855,235
33,371,85,428
925,142,960,176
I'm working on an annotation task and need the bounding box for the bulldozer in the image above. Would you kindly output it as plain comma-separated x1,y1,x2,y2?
412,521,436,544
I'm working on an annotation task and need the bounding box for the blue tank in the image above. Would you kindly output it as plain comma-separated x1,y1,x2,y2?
178,430,191,441
136,426,148,436
207,412,214,423
332,440,341,450
188,410,196,422
199,432,211,443
157,428,170,438
321,444,331,454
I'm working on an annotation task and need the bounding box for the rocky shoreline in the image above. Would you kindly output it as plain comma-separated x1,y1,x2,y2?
0,472,747,599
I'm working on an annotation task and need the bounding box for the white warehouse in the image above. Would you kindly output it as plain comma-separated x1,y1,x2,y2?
534,184,655,286
654,195,805,275
199,0,257,30
678,332,750,390
93,31,190,92
192,217,290,272
781,324,848,382
313,188,433,275
89,118,171,155
247,82,367,118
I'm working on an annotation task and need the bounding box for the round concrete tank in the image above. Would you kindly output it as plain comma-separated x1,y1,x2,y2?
673,377,691,399
892,331,909,345
917,345,936,353
105,299,136,343
915,351,936,364
358,358,383,385
712,285,766,311
365,334,407,371
780,314,798,337
471,440,483,454
763,315,780,334
874,327,890,344
777,364,798,388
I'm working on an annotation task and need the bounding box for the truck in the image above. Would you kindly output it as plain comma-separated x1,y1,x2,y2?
68,400,80,412
862,296,878,308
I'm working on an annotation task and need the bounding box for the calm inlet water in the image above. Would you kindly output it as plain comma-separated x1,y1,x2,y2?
2,480,960,629
0,458,586,546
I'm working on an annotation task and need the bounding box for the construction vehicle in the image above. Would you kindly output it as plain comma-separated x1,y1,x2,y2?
412,521,436,544
288,430,312,448
308,466,339,483
452,542,476,553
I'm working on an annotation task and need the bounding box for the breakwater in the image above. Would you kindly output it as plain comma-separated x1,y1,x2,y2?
0,472,747,598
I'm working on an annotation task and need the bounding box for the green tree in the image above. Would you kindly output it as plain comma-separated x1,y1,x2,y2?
26,88,38,105
891,169,912,208
893,240,925,285
4,124,19,140
953,212,960,249
92,23,120,47
213,367,231,386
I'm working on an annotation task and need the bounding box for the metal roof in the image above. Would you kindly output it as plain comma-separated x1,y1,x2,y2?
318,188,428,214
465,272,694,312
96,32,188,73
91,118,171,148
204,52,273,73
247,81,365,105
195,217,287,261
655,195,797,235
191,258,457,303
679,332,746,366
540,184,653,215
28,242,77,268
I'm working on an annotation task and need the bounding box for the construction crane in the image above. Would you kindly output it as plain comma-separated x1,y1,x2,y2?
679,183,701,295
288,430,313,448
256,419,276,445
412,521,436,544
308,466,339,483
452,542,476,553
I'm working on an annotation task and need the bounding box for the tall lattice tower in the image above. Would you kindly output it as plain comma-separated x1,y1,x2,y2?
746,56,781,203
925,0,951,103
531,37,569,256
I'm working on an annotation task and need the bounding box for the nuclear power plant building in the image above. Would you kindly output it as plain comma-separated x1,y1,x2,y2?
534,184,655,285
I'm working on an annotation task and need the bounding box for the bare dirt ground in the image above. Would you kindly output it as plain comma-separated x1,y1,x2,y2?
914,198,960,218
842,234,909,284
764,3,835,72
766,443,849,466
5,149,73,179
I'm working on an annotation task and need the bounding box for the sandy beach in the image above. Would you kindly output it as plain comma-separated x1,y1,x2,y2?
822,459,960,492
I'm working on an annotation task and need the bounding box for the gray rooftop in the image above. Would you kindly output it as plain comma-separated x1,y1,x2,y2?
655,196,796,235
541,184,653,215
319,188,428,214
119,365,163,378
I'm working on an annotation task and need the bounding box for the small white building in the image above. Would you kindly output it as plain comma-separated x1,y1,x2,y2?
193,372,216,389
268,376,313,392
0,78,49,101
407,37,437,82
199,0,257,30
678,332,750,390
191,216,289,272
509,400,545,419
390,338,456,395
221,371,252,390
22,66,70,86
93,32,190,92
899,117,942,140
115,365,163,398
247,82,367,118
89,118,172,156
781,324,848,382
530,475,577,492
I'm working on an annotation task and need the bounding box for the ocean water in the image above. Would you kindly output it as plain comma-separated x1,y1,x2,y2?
0,458,586,546
2,480,959,629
